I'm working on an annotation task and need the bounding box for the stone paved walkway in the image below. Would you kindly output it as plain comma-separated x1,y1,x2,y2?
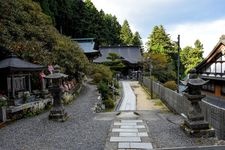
106,81,153,149
119,81,136,111
105,112,153,150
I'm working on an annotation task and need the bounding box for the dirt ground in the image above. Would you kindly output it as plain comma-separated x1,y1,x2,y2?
130,81,168,111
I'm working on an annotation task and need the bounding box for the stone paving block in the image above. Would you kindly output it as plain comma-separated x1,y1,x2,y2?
121,120,143,123
110,137,141,142
138,132,148,137
130,143,153,149
114,122,137,126
118,143,130,149
120,125,145,129
119,132,148,137
112,128,138,132
119,132,137,137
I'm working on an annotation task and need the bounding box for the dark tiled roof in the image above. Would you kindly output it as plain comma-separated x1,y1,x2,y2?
72,38,98,53
0,54,45,71
94,46,142,64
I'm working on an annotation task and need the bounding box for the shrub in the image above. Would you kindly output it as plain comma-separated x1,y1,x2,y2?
90,64,113,83
163,80,177,91
97,81,110,100
62,93,74,105
104,98,115,109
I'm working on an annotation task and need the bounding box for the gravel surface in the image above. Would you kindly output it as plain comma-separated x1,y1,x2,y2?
0,82,112,150
142,110,217,148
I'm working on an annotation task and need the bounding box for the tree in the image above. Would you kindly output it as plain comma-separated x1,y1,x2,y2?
132,31,142,46
180,40,204,74
35,0,122,46
146,25,174,54
120,20,133,45
146,25,177,81
0,0,89,78
103,53,125,75
144,53,176,83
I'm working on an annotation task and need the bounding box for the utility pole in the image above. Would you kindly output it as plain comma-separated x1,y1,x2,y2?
177,35,180,93
149,59,153,99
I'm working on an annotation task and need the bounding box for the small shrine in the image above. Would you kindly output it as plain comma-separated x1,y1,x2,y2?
0,54,46,105
181,69,215,137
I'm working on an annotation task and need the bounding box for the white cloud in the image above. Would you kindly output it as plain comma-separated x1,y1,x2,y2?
168,18,225,57
91,0,180,32
91,0,225,58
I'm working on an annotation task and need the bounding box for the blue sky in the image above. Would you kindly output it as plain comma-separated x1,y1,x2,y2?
91,0,225,57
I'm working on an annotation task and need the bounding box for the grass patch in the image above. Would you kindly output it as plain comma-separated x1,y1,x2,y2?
154,100,164,106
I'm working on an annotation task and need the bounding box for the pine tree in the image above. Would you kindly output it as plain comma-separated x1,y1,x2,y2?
146,25,174,54
120,20,133,45
132,31,142,46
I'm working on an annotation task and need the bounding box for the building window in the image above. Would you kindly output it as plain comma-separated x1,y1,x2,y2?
216,63,221,73
211,63,216,73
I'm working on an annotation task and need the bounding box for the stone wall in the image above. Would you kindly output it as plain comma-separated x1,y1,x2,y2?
141,77,225,139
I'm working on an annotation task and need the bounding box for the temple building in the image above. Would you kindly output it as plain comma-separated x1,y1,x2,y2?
196,35,225,98
72,38,100,62
94,45,143,79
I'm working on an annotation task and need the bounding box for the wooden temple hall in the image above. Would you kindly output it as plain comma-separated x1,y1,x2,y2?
0,54,48,107
196,35,225,98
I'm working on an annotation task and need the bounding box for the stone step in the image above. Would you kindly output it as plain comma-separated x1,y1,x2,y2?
118,142,153,149
121,120,143,123
119,132,148,137
112,128,138,132
120,125,145,129
114,122,137,126
110,137,141,142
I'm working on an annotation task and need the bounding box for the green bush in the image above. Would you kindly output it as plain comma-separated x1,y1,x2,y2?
90,64,113,83
104,98,115,109
163,80,177,91
97,81,110,100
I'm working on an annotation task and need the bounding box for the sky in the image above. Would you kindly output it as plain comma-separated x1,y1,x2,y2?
91,0,225,57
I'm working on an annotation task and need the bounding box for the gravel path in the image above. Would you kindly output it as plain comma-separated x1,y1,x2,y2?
0,82,112,150
140,110,218,148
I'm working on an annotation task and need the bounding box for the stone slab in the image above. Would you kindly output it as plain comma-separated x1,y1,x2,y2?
118,142,153,149
130,143,153,149
114,122,137,126
121,120,143,123
119,132,148,137
120,125,145,129
110,137,141,142
112,128,138,132
138,132,148,137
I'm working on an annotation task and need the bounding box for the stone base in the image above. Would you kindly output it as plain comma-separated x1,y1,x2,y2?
184,119,209,130
181,123,215,138
49,106,68,122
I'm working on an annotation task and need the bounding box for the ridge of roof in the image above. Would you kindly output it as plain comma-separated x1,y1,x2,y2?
196,35,225,70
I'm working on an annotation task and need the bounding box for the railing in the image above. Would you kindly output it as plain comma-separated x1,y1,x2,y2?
141,77,225,140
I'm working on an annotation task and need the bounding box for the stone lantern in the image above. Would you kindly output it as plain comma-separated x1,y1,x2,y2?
180,69,215,137
45,66,68,122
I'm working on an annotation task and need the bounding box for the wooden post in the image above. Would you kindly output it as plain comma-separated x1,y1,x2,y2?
28,74,31,92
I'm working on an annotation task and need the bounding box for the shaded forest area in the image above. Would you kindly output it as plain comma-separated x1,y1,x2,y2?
35,0,142,47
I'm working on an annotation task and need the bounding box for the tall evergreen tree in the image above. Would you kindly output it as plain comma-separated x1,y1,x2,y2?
120,20,133,45
132,31,142,46
146,25,174,54
180,39,204,74
35,0,122,46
